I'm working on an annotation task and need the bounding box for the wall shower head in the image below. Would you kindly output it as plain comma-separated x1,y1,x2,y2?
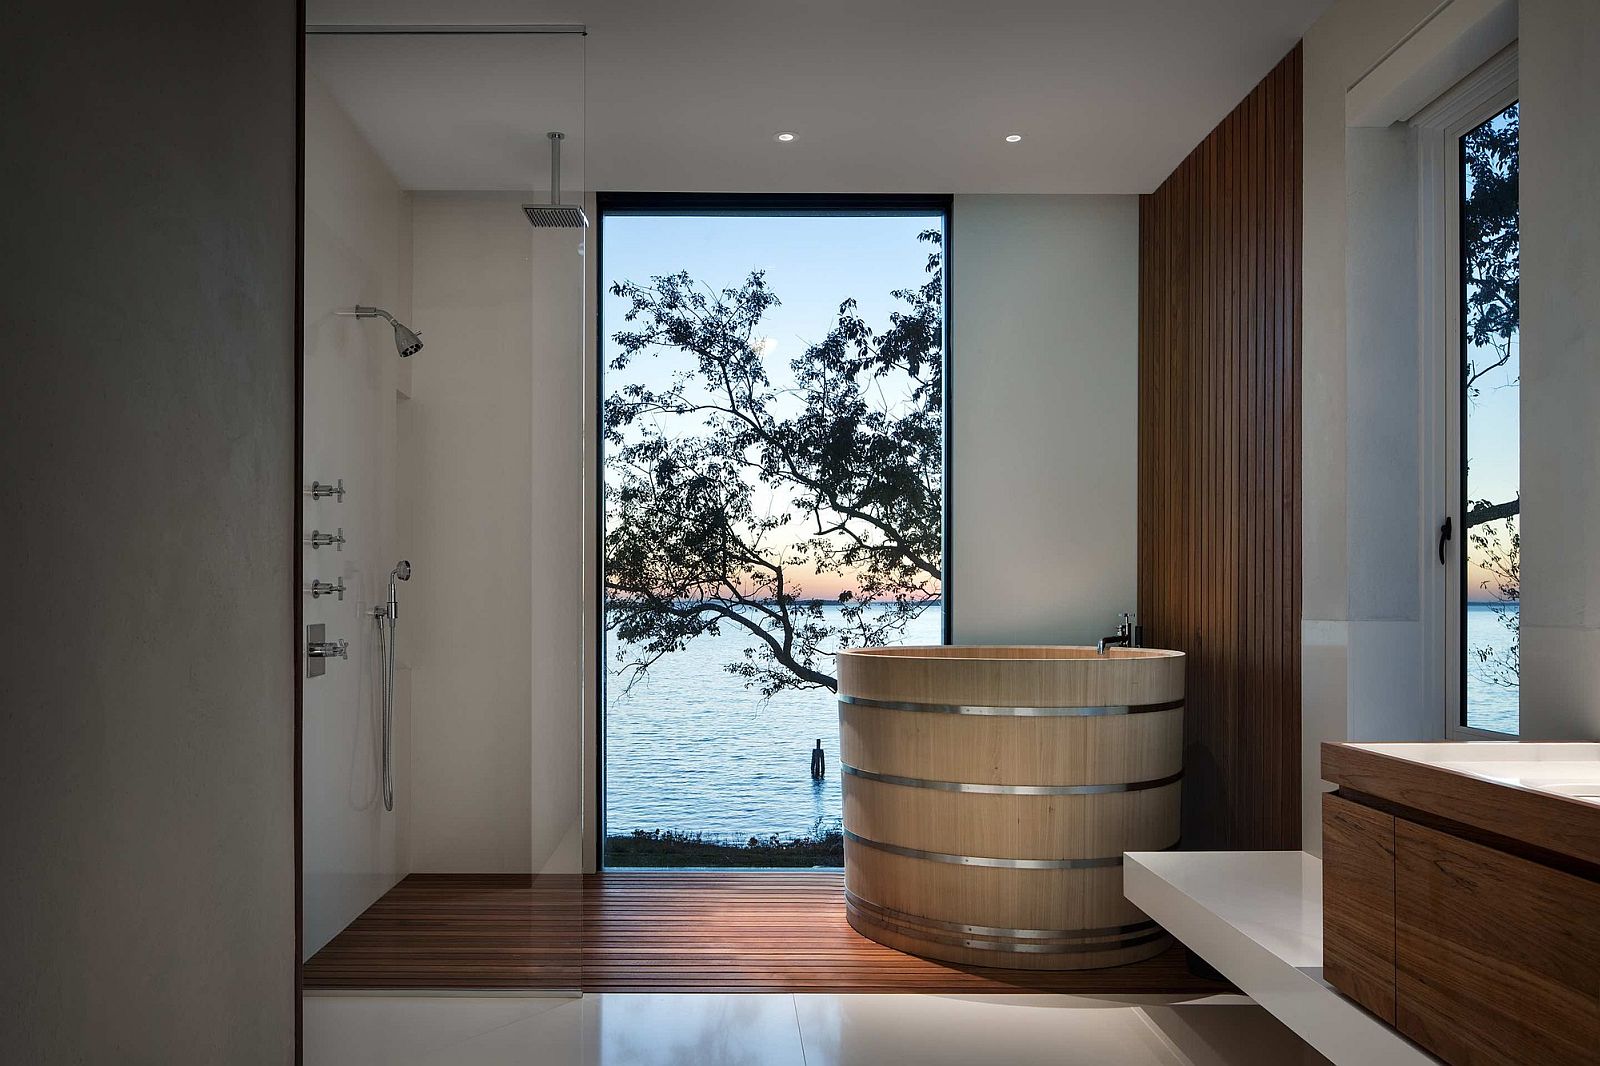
338,306,424,357
389,321,424,358
522,131,589,229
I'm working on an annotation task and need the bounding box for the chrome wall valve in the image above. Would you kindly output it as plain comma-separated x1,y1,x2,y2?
305,623,346,678
311,478,345,502
310,527,345,551
307,638,348,660
308,578,346,601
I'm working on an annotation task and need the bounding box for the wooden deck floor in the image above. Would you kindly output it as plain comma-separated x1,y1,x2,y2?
302,872,1229,994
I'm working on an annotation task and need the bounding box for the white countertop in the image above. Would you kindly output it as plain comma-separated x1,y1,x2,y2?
1347,741,1600,804
1124,851,1439,1066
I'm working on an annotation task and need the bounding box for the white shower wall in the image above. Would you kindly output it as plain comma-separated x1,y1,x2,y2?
302,72,414,957
402,193,585,875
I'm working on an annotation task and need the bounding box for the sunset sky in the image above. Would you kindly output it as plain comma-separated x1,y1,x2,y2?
1462,104,1520,605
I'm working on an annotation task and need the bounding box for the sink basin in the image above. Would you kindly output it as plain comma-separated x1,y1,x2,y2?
1535,782,1600,803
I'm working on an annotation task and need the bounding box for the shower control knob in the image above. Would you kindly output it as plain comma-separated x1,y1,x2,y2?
307,638,347,660
310,527,345,551
308,578,346,601
311,479,345,502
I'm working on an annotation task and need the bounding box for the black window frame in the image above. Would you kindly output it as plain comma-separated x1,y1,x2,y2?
592,192,955,865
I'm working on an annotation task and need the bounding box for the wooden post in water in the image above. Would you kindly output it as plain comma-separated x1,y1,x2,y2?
811,739,826,780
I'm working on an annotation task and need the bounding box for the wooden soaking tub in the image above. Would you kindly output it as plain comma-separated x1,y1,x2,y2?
835,645,1185,970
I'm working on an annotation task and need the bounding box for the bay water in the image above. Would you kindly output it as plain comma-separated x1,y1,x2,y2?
604,603,1520,844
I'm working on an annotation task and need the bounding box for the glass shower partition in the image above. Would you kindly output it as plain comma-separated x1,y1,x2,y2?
300,22,589,1000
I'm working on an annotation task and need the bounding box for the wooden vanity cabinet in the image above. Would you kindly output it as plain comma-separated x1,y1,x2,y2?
1321,744,1600,1066
1392,820,1600,1066
1321,793,1397,1024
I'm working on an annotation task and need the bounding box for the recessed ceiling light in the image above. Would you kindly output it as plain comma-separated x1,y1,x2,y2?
774,131,797,142
1005,133,1023,143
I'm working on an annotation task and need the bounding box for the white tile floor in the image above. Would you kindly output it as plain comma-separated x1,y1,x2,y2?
304,992,1331,1065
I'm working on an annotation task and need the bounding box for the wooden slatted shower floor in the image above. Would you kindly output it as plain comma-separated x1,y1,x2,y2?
302,872,1229,994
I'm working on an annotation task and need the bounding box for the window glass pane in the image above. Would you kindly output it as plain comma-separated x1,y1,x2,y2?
1461,101,1519,733
600,210,946,866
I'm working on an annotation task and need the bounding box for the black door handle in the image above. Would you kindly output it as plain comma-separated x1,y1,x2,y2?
1438,516,1453,565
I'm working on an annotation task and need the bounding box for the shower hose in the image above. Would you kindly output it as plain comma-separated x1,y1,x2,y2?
375,611,395,812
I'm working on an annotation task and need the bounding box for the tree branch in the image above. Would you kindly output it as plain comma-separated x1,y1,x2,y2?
1466,498,1519,528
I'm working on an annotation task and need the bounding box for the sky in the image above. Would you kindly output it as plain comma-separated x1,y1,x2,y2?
598,196,1517,607
600,212,942,600
1465,333,1518,603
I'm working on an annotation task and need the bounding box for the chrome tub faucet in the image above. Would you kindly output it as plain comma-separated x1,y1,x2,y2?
1097,612,1143,656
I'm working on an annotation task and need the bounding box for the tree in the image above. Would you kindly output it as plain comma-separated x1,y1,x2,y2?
603,230,943,696
1461,104,1520,687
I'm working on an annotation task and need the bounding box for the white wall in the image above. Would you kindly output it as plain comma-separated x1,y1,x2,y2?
951,195,1140,645
0,2,296,1060
1299,0,1453,852
405,194,585,873
1302,0,1600,849
1342,123,1440,748
1518,0,1600,741
301,73,414,957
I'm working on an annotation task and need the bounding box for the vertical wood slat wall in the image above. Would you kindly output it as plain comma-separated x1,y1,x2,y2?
1137,44,1303,850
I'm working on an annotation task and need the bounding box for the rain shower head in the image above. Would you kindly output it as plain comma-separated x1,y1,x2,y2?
522,131,589,229
338,306,424,357
523,203,589,228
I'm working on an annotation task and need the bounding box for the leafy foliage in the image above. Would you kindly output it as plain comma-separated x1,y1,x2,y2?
603,230,944,695
1462,103,1519,398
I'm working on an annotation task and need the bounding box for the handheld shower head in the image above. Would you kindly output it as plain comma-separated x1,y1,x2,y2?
381,560,411,622
338,306,424,357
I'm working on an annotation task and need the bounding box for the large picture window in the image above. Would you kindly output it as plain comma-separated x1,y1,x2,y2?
595,195,950,866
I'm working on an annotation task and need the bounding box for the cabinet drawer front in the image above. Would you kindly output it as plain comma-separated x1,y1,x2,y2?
1395,820,1600,1065
1322,792,1397,1023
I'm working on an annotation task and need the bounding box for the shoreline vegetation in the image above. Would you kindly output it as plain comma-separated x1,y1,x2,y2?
605,827,844,868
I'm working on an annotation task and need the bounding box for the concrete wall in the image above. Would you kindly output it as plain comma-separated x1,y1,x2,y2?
950,195,1141,645
1518,0,1600,741
404,194,585,873
301,72,414,957
0,2,297,1061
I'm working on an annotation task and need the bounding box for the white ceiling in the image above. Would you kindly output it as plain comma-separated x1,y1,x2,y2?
307,0,1331,195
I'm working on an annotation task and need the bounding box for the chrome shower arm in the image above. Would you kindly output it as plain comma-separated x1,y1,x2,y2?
548,131,563,205
336,306,424,357
336,306,395,323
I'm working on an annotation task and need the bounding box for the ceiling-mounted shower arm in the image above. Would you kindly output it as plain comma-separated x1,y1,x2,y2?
522,132,589,228
548,131,565,206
